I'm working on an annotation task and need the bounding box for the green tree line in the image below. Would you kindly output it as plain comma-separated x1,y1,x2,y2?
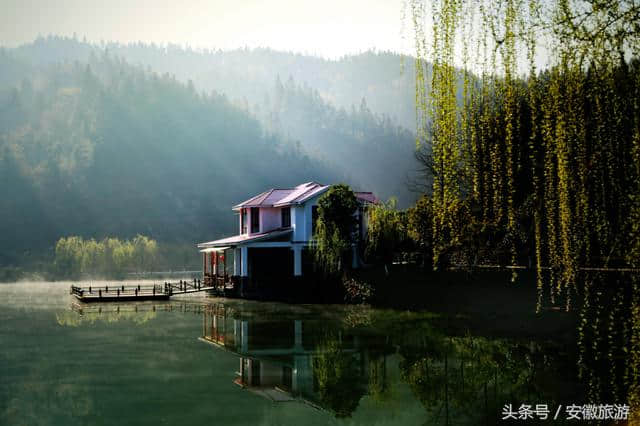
54,235,158,279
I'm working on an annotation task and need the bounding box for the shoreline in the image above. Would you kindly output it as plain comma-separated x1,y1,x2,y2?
2,267,579,344
364,266,579,344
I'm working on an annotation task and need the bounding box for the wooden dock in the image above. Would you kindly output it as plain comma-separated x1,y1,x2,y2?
70,279,217,303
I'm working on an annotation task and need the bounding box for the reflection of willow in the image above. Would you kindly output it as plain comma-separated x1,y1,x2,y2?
577,273,640,421
400,335,555,425
312,334,366,418
368,355,390,403
341,305,374,328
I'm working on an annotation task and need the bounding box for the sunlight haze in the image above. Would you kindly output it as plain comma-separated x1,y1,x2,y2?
0,0,409,58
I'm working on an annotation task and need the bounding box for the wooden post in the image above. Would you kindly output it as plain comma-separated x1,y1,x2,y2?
221,252,225,281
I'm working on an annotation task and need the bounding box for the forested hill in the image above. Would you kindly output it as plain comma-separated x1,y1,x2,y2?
254,76,416,207
0,52,341,264
8,36,419,130
5,38,420,207
0,39,421,267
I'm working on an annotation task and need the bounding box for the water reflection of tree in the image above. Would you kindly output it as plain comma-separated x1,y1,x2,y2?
312,334,365,418
399,335,560,425
577,272,640,422
56,308,157,326
368,355,390,403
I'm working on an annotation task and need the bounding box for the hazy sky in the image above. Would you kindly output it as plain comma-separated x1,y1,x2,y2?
0,0,411,58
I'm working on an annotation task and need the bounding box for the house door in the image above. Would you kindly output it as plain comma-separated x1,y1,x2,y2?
282,365,292,391
251,359,261,386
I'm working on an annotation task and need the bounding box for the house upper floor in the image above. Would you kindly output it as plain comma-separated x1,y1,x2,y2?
233,182,377,243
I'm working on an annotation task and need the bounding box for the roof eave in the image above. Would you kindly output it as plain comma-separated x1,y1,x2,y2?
197,228,293,248
294,185,331,204
232,204,275,210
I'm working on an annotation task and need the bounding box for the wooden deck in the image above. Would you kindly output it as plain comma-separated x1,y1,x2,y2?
70,279,219,303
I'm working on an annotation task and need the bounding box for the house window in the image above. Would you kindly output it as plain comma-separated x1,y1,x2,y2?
281,207,291,228
312,205,319,235
241,209,247,234
251,207,260,233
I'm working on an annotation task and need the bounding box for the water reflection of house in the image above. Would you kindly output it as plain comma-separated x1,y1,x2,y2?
199,305,387,412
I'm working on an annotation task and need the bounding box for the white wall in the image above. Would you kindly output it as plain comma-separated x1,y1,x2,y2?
248,208,254,235
301,193,323,242
292,205,306,241
259,207,281,233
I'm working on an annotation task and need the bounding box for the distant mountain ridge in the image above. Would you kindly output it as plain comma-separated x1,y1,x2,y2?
5,36,420,131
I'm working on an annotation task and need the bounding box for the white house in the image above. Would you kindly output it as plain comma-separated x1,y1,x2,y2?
197,182,376,294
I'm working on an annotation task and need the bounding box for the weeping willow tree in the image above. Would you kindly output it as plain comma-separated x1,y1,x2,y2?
313,184,359,274
408,0,640,410
408,0,640,308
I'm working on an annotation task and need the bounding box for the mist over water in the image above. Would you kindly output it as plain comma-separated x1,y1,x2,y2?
0,281,594,425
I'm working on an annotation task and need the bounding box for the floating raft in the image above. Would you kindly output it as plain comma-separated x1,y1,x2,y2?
70,279,216,303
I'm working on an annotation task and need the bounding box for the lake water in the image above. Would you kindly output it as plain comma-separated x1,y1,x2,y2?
0,281,626,425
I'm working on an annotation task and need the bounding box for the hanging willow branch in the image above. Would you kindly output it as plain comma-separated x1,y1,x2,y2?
408,0,640,310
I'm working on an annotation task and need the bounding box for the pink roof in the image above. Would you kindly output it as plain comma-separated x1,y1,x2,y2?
355,192,379,204
233,182,330,210
197,228,293,248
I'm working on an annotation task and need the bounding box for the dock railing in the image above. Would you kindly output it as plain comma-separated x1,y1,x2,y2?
70,278,216,301
71,283,165,298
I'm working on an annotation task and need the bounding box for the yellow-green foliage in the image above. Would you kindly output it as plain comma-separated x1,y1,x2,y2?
313,184,358,274
407,195,433,263
54,234,158,278
405,0,640,409
428,0,463,269
366,198,408,265
408,0,640,310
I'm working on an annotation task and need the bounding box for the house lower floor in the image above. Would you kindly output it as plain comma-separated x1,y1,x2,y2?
200,243,321,299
